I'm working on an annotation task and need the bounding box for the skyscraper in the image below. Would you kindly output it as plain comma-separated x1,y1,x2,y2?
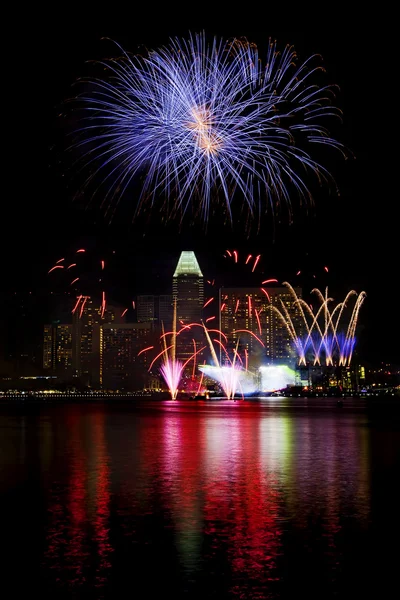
55,324,73,375
43,325,54,370
158,294,173,331
219,287,303,366
42,323,73,378
266,288,304,363
172,251,204,364
72,297,125,386
137,295,157,323
136,294,173,332
100,322,154,390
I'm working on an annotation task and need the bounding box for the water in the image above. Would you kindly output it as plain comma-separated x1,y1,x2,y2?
1,397,399,598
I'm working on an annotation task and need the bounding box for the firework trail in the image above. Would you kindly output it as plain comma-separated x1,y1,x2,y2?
140,318,259,399
201,323,242,398
220,249,278,324
47,248,124,319
210,253,365,368
271,283,366,366
47,248,94,291
200,322,264,398
74,33,346,224
143,302,207,399
147,317,182,399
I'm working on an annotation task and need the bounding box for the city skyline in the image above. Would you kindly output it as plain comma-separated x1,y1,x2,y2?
0,247,384,395
0,243,395,372
2,11,398,367
39,252,308,390
2,11,399,600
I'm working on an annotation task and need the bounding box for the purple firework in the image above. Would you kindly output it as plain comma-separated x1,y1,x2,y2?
74,33,346,223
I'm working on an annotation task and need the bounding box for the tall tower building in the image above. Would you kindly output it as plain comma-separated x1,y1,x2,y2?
54,324,73,375
172,251,204,364
136,294,173,332
266,288,304,363
72,296,125,386
220,287,303,366
158,294,173,331
43,323,73,378
137,295,157,323
43,325,54,370
100,322,154,390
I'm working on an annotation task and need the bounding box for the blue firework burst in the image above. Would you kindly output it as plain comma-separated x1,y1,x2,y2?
73,33,346,224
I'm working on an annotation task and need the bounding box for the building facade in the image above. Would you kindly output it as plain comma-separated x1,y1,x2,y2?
172,251,204,364
43,324,53,370
72,297,125,386
136,294,174,332
158,294,173,331
137,295,157,323
219,287,303,367
100,322,154,390
42,322,73,378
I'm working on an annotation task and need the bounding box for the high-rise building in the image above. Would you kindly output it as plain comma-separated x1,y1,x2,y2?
158,294,173,331
72,297,125,386
267,288,304,363
173,251,204,323
42,323,73,377
137,295,157,323
136,294,174,332
100,322,154,390
172,251,204,363
54,324,73,374
43,324,53,370
219,287,303,366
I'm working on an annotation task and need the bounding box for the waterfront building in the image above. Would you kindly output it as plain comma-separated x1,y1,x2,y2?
137,295,157,323
158,294,173,330
172,251,204,364
43,324,53,370
42,323,73,377
72,297,125,386
136,294,174,332
100,322,153,390
219,286,303,367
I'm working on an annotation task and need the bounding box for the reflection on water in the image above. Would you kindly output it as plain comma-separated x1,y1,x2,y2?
1,399,399,598
43,411,112,589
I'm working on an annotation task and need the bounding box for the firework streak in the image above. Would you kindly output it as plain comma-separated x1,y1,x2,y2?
75,33,346,223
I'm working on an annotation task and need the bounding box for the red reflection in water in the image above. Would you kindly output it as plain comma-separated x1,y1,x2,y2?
91,411,112,584
202,413,282,584
161,411,204,569
45,411,89,585
45,408,112,590
39,401,372,597
157,406,283,585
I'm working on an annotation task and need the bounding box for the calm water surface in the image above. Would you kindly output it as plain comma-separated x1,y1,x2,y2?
1,398,399,598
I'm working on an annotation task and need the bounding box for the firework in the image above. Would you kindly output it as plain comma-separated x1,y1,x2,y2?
47,248,100,292
159,359,184,400
143,302,206,399
140,316,261,399
271,283,366,366
206,251,366,371
47,247,130,319
259,365,296,392
74,33,345,224
200,323,264,398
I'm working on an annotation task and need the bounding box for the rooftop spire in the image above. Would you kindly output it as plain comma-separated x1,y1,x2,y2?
173,251,203,277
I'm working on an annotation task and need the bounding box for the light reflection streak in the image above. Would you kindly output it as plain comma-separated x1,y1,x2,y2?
35,402,372,596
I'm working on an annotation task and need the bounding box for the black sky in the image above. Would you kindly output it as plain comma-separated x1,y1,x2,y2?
3,6,399,363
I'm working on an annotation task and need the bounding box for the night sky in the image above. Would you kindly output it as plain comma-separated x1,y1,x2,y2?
2,7,398,364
